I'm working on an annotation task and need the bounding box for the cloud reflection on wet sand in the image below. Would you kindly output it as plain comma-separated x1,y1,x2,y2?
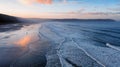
15,35,32,47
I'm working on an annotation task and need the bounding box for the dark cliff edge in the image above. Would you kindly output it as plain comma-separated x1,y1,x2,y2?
0,14,20,25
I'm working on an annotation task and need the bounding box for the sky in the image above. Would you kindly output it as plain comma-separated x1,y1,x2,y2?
0,0,120,20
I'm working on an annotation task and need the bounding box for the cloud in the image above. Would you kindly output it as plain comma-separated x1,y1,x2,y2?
36,0,52,4
49,11,120,20
18,0,52,5
18,0,34,5
108,8,120,11
54,8,85,14
80,12,120,16
18,0,80,5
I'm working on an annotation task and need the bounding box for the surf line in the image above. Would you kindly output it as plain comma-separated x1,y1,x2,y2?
106,43,120,51
71,38,105,67
57,38,66,67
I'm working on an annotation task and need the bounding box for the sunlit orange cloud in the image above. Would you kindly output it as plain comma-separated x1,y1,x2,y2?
36,0,52,4
19,0,52,5
19,0,34,5
15,35,32,47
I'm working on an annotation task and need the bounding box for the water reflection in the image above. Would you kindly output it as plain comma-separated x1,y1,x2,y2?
0,23,43,67
15,35,32,47
0,23,23,32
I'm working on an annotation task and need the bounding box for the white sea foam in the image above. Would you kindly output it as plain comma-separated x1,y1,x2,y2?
71,38,105,67
106,43,120,51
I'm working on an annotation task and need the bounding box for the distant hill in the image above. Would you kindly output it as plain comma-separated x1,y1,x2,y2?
30,18,116,22
52,19,116,22
0,14,20,25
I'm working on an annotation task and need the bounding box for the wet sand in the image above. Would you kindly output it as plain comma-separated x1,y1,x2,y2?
0,22,50,67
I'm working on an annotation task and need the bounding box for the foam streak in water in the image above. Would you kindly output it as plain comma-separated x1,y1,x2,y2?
71,38,105,67
106,43,120,51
